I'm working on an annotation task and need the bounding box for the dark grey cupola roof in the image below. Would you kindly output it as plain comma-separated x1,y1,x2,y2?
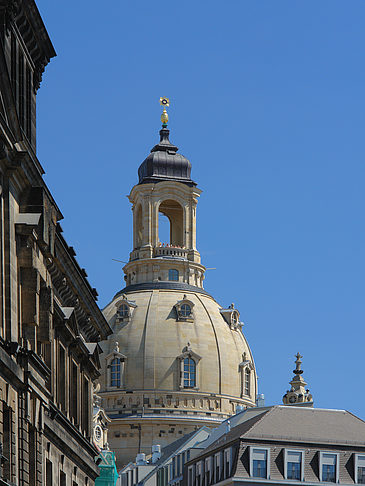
138,128,196,186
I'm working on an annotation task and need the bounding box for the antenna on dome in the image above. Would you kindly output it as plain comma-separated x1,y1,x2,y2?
112,258,128,264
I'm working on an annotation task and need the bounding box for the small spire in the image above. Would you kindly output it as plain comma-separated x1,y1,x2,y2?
282,353,313,407
293,352,303,375
160,97,169,128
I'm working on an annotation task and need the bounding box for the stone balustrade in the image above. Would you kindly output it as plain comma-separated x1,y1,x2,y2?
154,246,188,259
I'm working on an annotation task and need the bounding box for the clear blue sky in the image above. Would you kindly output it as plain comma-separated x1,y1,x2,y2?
36,1,365,418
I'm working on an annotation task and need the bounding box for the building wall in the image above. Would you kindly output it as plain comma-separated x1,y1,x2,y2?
0,1,111,485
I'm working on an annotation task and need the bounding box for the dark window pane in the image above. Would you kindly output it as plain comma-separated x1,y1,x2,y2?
253,460,266,478
322,465,336,482
358,467,365,484
287,462,301,480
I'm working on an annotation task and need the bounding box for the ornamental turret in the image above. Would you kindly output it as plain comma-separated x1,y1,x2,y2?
283,353,313,406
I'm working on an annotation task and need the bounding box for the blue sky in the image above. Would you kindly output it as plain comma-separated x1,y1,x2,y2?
36,1,365,418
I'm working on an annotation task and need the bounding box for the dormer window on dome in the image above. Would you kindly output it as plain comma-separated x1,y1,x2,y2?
239,352,254,398
220,303,242,330
115,294,137,323
174,295,195,322
177,343,201,390
105,342,126,390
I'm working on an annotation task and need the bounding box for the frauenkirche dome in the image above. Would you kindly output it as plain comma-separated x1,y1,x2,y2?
99,105,257,467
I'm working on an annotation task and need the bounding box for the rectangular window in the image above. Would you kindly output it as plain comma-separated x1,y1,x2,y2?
70,361,78,423
157,469,161,486
29,425,37,485
3,405,12,481
60,471,66,486
25,64,32,140
320,453,338,483
18,50,24,129
82,376,90,436
188,466,194,486
196,461,203,486
356,455,365,484
214,452,221,483
244,368,251,396
58,344,66,411
177,454,181,476
172,457,176,478
11,31,17,105
205,456,212,486
46,459,53,486
224,448,232,479
44,342,52,391
251,448,269,479
285,450,303,481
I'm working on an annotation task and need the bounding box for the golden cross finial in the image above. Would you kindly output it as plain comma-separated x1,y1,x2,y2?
160,97,170,128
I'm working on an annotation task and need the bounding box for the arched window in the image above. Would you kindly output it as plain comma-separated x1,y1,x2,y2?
183,358,196,388
158,199,184,246
244,367,251,396
180,304,191,317
110,358,121,387
118,304,129,318
135,204,143,248
169,269,179,281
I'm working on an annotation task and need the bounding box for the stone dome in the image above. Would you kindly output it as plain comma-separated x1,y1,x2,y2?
99,286,257,467
101,288,255,399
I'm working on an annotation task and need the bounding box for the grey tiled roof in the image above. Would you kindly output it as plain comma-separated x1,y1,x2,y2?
195,411,270,457
193,406,365,461
244,406,365,446
152,430,198,468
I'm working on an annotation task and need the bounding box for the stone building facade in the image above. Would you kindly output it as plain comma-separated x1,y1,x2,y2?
0,1,112,485
99,115,258,467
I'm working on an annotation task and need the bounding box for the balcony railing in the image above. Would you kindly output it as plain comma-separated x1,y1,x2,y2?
154,246,188,259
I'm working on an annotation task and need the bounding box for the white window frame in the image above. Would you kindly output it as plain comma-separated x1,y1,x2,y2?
187,465,195,486
224,448,232,479
249,447,270,479
176,453,181,477
284,449,304,481
196,461,203,486
214,452,222,483
354,454,365,484
319,452,339,483
205,456,212,486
